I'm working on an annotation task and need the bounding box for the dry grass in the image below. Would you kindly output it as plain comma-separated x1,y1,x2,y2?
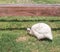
31,49,39,52
16,0,34,4
16,36,29,42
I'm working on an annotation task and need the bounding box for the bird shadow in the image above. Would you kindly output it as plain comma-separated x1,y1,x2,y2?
39,38,52,42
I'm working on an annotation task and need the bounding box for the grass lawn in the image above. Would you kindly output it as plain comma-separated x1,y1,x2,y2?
0,0,60,52
0,16,60,52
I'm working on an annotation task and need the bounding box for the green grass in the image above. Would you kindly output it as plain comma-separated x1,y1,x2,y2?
33,0,60,4
0,0,60,4
0,16,60,52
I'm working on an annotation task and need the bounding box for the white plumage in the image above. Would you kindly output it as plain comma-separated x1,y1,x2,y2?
27,23,53,40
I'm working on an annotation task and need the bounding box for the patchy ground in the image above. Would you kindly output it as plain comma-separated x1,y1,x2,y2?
16,36,30,42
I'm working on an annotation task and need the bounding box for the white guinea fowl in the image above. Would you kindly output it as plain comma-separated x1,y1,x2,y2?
27,23,53,40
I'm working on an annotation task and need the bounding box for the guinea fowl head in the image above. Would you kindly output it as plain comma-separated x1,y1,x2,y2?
27,28,33,35
27,28,31,32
